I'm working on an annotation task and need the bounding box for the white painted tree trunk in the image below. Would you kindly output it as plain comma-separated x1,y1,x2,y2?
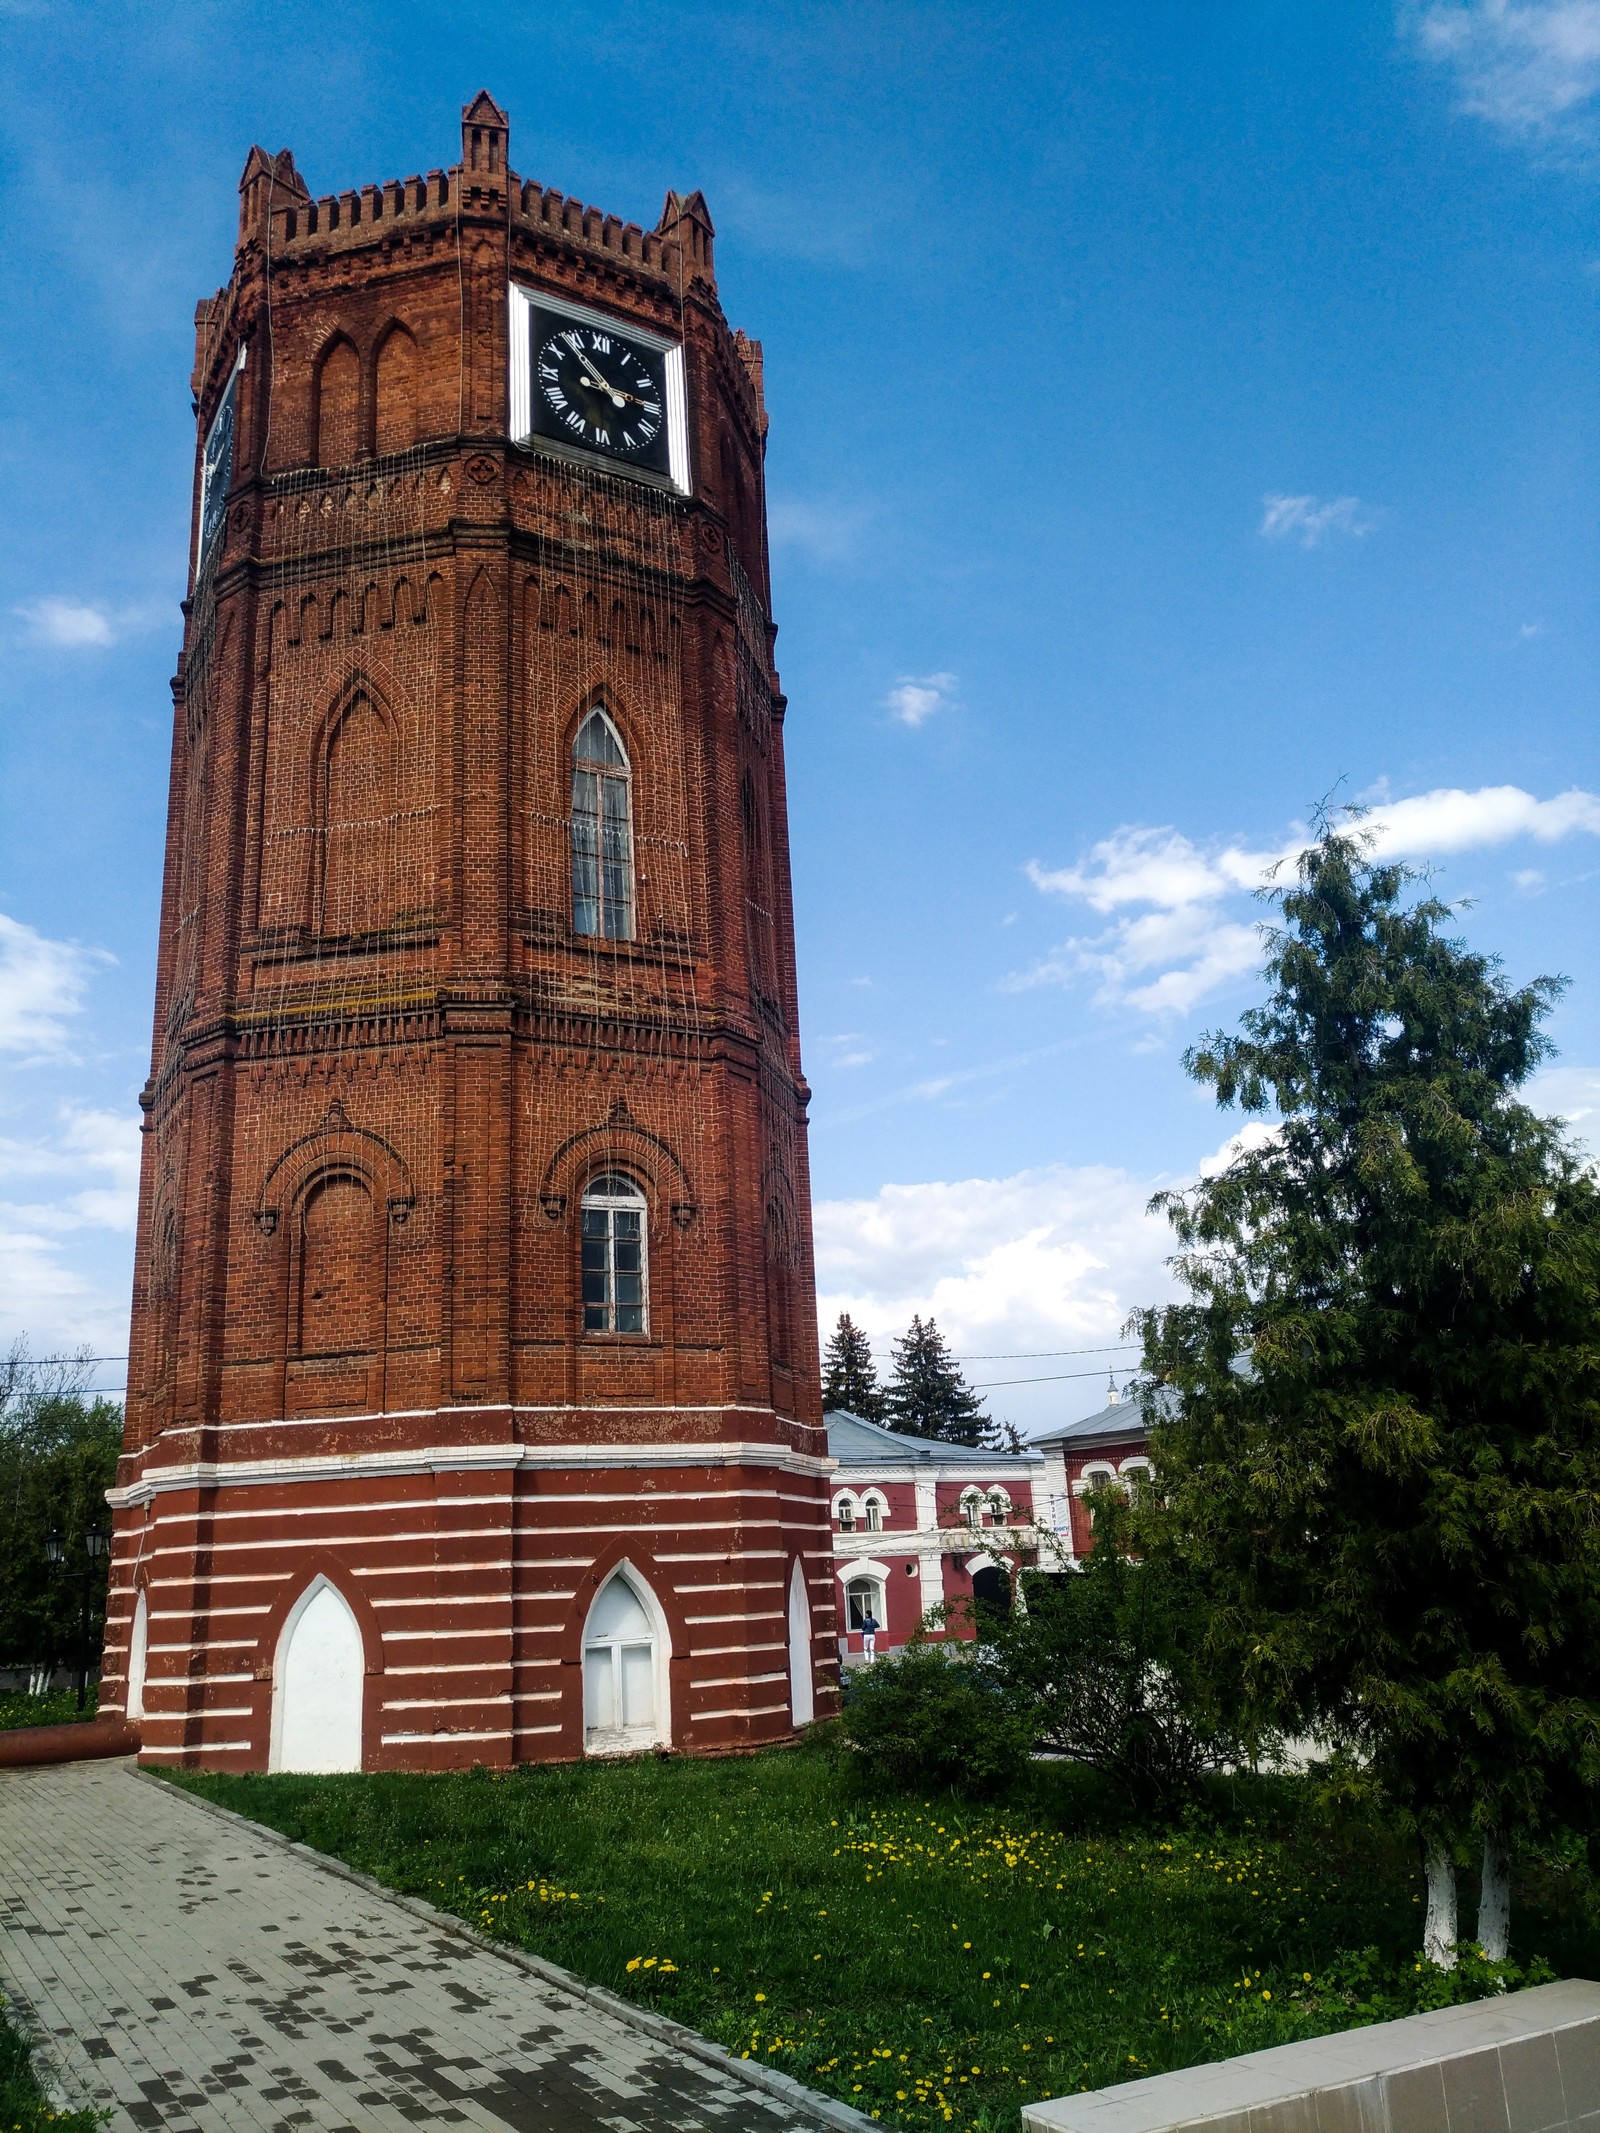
1424,1839,1458,1969
1477,1830,1510,1963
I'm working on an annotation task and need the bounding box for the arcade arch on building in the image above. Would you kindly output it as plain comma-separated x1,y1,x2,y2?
270,1575,365,1773
126,1587,149,1722
787,1560,815,1727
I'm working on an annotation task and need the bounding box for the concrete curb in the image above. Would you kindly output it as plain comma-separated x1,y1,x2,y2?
134,1765,881,2133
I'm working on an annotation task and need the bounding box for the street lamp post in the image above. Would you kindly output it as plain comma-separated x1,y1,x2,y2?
45,1528,110,1713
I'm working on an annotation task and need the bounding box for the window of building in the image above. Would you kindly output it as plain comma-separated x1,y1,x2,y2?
835,1498,856,1532
961,1489,983,1530
581,1173,647,1334
863,1496,883,1532
845,1576,884,1631
571,709,634,940
583,1572,663,1753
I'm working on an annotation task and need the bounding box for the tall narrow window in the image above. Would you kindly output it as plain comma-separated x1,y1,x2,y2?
571,709,634,939
581,1173,648,1334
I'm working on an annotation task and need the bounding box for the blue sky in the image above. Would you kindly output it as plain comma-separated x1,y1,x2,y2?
2,0,1598,1429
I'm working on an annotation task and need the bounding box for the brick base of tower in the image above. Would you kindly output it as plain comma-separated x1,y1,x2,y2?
104,1409,834,1770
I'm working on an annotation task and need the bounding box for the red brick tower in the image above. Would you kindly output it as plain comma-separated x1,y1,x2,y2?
99,94,836,1771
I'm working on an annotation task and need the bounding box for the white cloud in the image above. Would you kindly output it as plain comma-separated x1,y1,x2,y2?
1013,783,1600,1016
1260,494,1372,547
1529,1064,1600,1141
1411,0,1600,136
814,1159,1184,1431
1368,782,1600,852
885,671,957,727
0,1104,142,1358
14,597,116,647
12,594,168,650
766,497,865,563
0,912,104,1058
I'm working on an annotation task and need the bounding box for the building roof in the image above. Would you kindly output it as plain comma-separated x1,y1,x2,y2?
825,1410,1042,1469
1029,1387,1172,1452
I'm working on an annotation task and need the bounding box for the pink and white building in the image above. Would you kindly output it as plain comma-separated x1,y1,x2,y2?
826,1396,1153,1660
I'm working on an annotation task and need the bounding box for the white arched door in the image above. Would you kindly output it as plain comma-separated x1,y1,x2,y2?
788,1561,815,1727
126,1588,149,1721
583,1573,666,1754
271,1577,364,1772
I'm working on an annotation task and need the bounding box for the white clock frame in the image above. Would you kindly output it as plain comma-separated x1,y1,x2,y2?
509,283,690,496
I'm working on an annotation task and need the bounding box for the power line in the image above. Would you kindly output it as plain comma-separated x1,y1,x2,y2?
970,1366,1141,1390
13,1356,129,1367
868,1343,1141,1362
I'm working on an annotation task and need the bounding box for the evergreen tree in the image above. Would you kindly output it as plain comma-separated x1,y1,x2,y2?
1132,823,1600,1966
821,1313,886,1421
885,1315,993,1446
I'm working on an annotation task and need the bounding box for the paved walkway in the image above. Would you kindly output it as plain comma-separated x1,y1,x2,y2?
0,1760,850,2132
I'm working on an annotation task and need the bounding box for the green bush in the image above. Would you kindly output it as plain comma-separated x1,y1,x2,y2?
839,1641,1031,1796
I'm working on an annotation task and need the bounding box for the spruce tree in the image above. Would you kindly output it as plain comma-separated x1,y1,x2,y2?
885,1315,993,1446
821,1313,886,1421
1133,822,1600,1965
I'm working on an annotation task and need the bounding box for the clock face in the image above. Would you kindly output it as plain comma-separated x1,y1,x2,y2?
198,376,236,568
530,313,673,474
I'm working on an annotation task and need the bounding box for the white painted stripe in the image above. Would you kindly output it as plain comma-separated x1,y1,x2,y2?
696,1672,787,1689
381,1629,507,1643
684,1611,781,1625
512,1691,562,1703
110,1435,834,1506
688,1703,790,1722
381,1729,511,1744
515,1724,562,1736
690,1643,783,1659
138,1741,254,1755
385,1696,512,1711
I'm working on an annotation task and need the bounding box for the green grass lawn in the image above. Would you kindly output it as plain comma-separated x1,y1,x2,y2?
171,1745,1600,2133
0,1689,96,1731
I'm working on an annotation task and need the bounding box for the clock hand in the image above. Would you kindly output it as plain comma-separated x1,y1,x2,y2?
574,351,626,403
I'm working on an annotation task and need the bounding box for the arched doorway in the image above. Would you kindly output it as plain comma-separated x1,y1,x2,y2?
126,1587,149,1721
583,1571,667,1755
970,1562,1012,1623
270,1577,364,1772
787,1561,814,1727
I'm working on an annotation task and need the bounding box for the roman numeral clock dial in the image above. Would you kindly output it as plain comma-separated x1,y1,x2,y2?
532,320,671,474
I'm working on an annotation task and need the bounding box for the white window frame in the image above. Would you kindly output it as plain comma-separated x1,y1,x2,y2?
843,1573,886,1634
831,1489,861,1531
571,707,636,943
509,283,691,495
582,1564,671,1756
580,1173,649,1336
861,1490,888,1532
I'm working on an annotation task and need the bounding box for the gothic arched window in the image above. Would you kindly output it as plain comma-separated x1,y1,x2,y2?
581,1173,647,1334
571,709,634,940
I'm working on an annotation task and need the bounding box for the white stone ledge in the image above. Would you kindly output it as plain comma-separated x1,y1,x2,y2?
1022,1977,1600,2133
